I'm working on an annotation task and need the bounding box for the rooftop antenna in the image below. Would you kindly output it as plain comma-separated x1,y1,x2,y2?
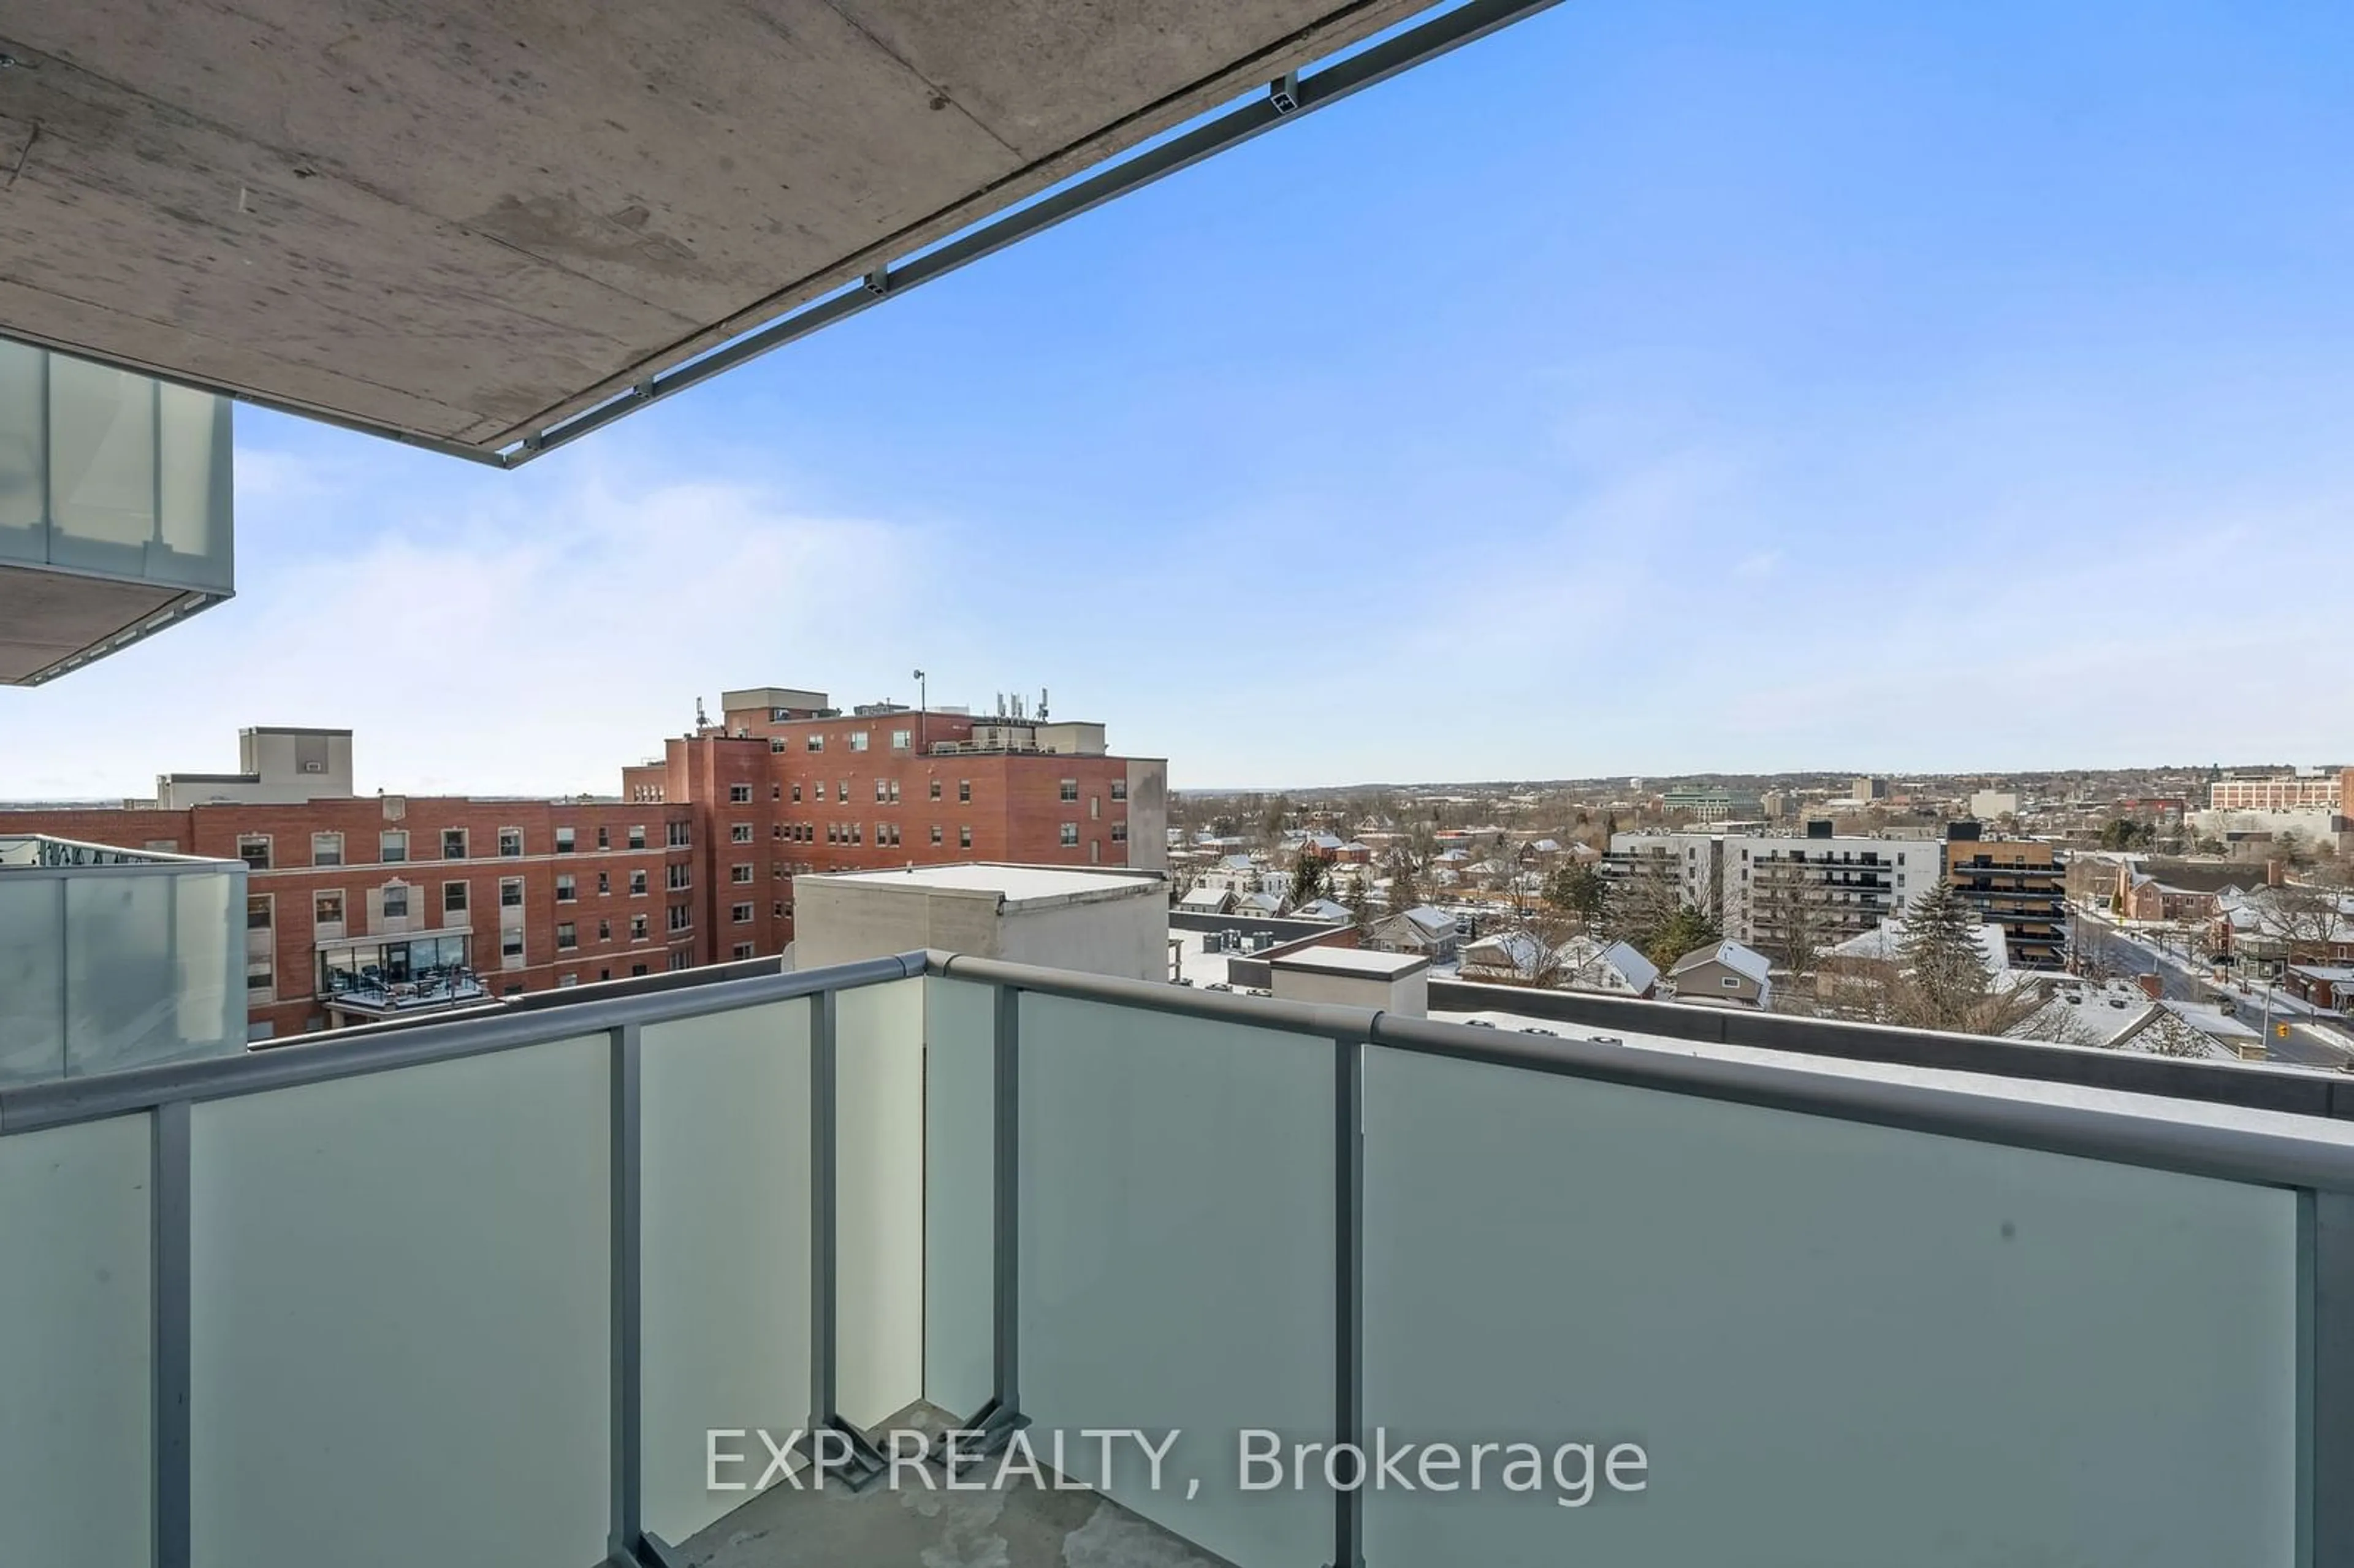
694,696,709,731
1039,687,1049,721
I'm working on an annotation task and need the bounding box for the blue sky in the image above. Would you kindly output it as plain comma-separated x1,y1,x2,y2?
10,0,2353,797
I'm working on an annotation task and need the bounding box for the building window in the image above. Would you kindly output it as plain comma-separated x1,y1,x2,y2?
631,963,650,977
1111,822,1128,842
444,881,467,914
555,827,575,854
630,915,649,941
597,871,610,895
931,824,944,845
729,783,753,803
237,835,271,870
731,902,753,924
442,828,468,860
556,874,576,902
806,734,824,753
773,900,787,918
850,731,869,752
247,960,273,994
960,826,973,849
733,942,756,959
557,974,578,989
889,729,913,752
383,884,410,919
246,894,272,931
668,863,692,890
732,864,753,885
791,783,803,804
502,931,524,959
731,823,753,843
311,832,343,866
668,822,691,848
771,783,782,801
1061,780,1078,802
597,826,610,849
668,951,690,972
501,877,524,907
875,779,888,802
836,781,849,803
314,892,343,926
771,738,787,753
883,824,902,847
598,918,611,942
1061,823,1079,847
668,905,693,932
502,983,524,998
1111,779,1128,802
959,780,972,803
630,870,647,896
499,827,524,857
379,830,408,864
628,826,646,850
557,922,577,950
851,824,863,845
1722,976,1740,989
929,779,942,801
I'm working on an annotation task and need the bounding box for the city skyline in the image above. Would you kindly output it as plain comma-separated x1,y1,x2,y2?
6,0,2352,795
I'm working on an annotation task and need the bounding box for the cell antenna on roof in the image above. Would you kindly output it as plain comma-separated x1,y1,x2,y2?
694,697,709,730
1038,687,1049,720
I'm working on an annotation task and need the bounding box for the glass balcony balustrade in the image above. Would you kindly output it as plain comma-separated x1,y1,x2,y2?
0,341,233,684
0,834,245,1084
0,949,2345,1568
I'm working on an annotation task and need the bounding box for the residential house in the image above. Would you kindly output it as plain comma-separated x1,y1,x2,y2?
1177,885,1236,916
1370,905,1460,962
1290,897,1354,924
1667,940,1775,1008
1560,937,1661,998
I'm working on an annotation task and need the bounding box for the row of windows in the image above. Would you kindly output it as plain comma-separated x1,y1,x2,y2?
797,728,917,756
237,823,665,870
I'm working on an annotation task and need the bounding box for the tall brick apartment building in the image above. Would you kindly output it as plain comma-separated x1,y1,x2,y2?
620,687,1168,965
0,688,1165,1039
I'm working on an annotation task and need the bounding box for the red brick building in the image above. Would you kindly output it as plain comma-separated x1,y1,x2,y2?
0,688,1167,1039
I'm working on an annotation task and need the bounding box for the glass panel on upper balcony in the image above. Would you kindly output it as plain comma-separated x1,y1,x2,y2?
0,341,233,686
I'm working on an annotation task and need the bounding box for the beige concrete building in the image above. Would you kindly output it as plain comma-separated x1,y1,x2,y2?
791,863,1167,981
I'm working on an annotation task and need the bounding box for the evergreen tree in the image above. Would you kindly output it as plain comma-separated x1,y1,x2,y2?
1897,878,1989,1030
1642,906,1724,973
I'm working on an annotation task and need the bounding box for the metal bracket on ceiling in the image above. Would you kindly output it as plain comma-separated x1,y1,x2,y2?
1269,70,1301,115
862,266,892,297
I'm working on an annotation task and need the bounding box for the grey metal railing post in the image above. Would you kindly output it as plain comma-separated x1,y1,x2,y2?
809,986,839,1435
1331,1037,1365,1568
153,1099,191,1568
608,1024,644,1564
2306,1190,2354,1563
994,983,1021,1417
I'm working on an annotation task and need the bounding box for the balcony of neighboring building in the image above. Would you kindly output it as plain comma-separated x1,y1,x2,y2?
0,832,245,1082
4,948,2350,1568
318,934,491,1022
0,343,234,684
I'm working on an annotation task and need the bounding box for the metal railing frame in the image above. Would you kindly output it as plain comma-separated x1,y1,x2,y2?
5,946,2353,1567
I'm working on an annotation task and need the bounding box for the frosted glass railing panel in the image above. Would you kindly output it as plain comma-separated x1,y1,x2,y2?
0,338,40,549
640,1000,812,1546
834,976,926,1431
0,1115,154,1567
63,866,240,1076
0,343,232,590
189,1038,612,1568
0,877,66,1082
46,351,156,569
1362,1048,2301,1568
923,976,996,1420
1018,992,1334,1568
154,381,233,588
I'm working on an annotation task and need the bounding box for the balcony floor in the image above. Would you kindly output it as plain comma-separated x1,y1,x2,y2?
676,1406,1232,1568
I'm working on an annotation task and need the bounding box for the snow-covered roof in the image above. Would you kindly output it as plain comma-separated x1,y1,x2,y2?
1672,940,1772,984
1826,917,2009,975
1233,891,1283,914
1596,940,1661,992
1404,905,1458,936
1178,886,1233,910
1290,897,1353,923
1530,839,1564,854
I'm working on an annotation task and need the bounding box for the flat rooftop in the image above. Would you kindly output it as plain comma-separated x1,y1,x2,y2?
817,863,1160,905
1271,946,1429,980
0,0,1453,458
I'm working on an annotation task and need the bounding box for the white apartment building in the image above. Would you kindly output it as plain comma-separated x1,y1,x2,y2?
1722,832,1945,964
1603,832,1723,921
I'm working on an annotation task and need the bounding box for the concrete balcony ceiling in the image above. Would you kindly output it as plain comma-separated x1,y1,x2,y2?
0,0,1451,459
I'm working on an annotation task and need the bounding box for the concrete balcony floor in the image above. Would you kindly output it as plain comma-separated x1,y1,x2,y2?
677,1406,1231,1568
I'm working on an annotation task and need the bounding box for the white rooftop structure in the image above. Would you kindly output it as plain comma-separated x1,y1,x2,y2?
794,863,1166,981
